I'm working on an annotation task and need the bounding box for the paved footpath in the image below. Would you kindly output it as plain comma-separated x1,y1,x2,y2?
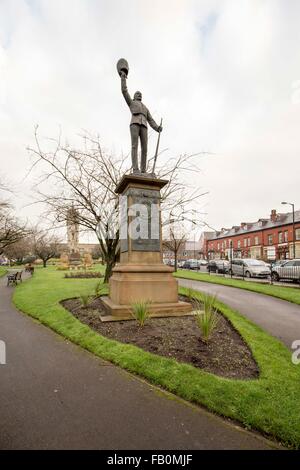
178,278,300,348
0,275,277,450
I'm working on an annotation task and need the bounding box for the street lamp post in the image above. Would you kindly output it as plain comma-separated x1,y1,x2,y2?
190,208,208,267
281,202,295,259
230,240,233,278
191,210,197,264
190,220,197,268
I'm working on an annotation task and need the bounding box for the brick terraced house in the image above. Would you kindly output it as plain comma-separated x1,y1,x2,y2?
206,209,300,261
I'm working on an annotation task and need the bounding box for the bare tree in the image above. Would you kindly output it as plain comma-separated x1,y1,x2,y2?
0,175,13,209
28,127,207,281
0,175,29,254
163,226,186,272
91,245,103,261
0,208,29,256
4,237,32,264
31,230,61,268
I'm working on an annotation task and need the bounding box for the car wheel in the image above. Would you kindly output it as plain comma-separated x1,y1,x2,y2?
228,269,233,276
245,271,251,278
216,268,219,274
271,272,280,282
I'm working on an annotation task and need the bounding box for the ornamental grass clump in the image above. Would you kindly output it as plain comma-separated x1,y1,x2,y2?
79,293,93,308
186,287,196,302
131,300,151,327
195,293,220,343
94,281,107,298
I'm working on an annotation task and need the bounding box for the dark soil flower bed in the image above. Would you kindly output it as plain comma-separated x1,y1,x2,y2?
64,272,103,279
62,296,259,379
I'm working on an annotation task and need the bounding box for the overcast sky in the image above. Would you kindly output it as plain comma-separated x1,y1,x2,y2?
0,0,299,241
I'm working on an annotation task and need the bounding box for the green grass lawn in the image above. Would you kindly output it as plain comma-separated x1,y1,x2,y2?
13,266,300,448
0,266,7,277
175,270,300,305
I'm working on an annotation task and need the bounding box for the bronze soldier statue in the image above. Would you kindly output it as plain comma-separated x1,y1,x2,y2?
117,59,162,174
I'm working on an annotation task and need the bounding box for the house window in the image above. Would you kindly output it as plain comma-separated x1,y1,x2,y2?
237,240,241,249
254,236,259,245
251,246,261,259
268,234,273,245
217,243,220,250
284,231,288,242
248,237,251,246
244,238,247,247
296,228,300,241
278,232,283,243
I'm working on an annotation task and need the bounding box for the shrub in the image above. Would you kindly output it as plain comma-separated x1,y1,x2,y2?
64,272,103,278
195,294,220,343
131,300,151,327
79,293,93,308
23,255,37,264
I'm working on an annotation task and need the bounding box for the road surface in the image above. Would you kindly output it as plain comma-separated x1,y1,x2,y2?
178,278,300,348
0,275,276,450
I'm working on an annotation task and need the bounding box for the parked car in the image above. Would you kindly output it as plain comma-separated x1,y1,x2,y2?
182,260,191,269
199,259,208,266
189,260,200,270
182,259,200,270
229,259,270,278
177,260,185,268
164,259,175,266
207,260,229,274
271,259,300,282
272,260,289,268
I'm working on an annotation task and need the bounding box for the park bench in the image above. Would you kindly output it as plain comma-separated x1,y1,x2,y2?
6,271,23,287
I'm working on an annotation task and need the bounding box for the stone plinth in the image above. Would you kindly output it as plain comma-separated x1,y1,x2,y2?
100,174,192,320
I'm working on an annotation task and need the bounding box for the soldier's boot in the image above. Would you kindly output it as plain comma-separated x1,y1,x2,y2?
131,144,140,173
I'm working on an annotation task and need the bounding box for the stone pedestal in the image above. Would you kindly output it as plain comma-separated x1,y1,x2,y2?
100,174,192,321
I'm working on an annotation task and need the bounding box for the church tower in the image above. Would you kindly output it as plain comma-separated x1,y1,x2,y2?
66,206,79,254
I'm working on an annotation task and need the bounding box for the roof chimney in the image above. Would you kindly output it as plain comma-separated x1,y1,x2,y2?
270,209,277,222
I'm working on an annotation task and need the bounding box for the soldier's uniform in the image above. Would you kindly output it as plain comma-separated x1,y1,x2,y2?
121,76,160,173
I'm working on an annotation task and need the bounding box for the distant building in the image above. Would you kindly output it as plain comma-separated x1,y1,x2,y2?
198,231,215,258
62,207,102,258
163,231,215,261
181,240,203,260
207,209,300,261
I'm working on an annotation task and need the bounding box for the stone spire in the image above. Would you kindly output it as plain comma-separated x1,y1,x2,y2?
66,206,79,254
